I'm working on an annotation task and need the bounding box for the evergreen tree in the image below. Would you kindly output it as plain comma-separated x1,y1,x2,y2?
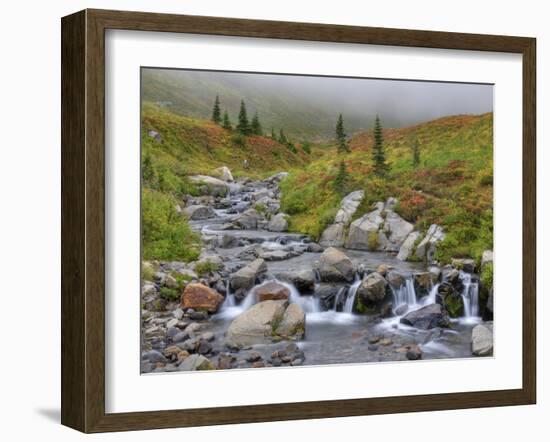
372,115,389,176
271,127,276,140
278,129,287,145
336,113,349,153
251,112,262,135
333,160,350,194
222,110,232,130
142,151,154,184
236,100,250,135
412,137,420,168
211,95,221,124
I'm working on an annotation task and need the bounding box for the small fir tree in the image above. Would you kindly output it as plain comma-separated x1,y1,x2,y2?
251,112,262,135
336,114,350,153
278,129,287,145
222,110,232,130
211,95,221,124
236,100,250,135
372,115,389,176
333,160,350,194
271,127,276,140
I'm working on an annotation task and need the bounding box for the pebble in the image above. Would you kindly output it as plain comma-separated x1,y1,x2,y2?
368,336,381,344
166,318,179,328
245,351,262,362
201,332,215,342
172,331,188,343
172,308,184,320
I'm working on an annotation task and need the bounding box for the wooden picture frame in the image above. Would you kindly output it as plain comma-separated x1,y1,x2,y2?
61,8,536,433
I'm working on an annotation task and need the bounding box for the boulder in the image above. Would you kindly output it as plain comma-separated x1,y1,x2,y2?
267,172,289,183
267,213,289,232
260,249,297,261
253,281,291,302
277,304,306,337
319,223,345,247
472,324,493,356
229,258,267,291
400,303,450,330
452,258,476,273
415,224,445,261
148,130,162,142
182,204,215,220
213,166,234,182
383,211,414,251
275,269,316,293
306,242,324,253
234,208,263,230
334,190,365,225
397,231,420,261
189,175,230,197
357,272,387,303
345,208,384,250
481,250,494,269
316,247,355,282
414,272,437,297
181,283,224,313
386,270,406,288
225,300,288,347
178,354,215,371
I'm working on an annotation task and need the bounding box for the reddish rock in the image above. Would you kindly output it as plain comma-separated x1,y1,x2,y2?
181,283,224,313
253,281,290,302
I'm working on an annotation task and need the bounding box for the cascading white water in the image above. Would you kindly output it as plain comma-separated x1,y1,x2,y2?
459,271,479,318
391,276,418,313
343,276,362,313
332,287,347,312
424,283,440,305
222,279,235,308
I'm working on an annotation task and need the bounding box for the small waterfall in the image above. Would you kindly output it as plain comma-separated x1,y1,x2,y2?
459,271,479,318
391,276,418,312
313,269,321,283
343,276,362,314
332,287,347,312
221,279,236,308
424,283,440,305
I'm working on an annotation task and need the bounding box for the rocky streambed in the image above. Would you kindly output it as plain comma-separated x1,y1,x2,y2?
141,168,494,373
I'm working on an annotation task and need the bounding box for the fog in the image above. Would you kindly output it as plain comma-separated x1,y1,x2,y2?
169,69,491,125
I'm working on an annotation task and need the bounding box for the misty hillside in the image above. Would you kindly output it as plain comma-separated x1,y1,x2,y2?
141,68,493,141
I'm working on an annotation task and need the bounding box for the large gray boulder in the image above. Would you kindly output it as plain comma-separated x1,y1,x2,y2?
182,204,215,220
319,223,345,247
319,190,364,247
397,231,421,261
234,208,263,230
226,300,287,347
213,166,234,182
415,224,445,261
267,213,289,232
229,258,267,291
357,272,387,303
334,190,365,225
178,354,215,371
400,303,450,330
316,247,355,282
189,175,230,197
344,198,413,252
472,323,493,356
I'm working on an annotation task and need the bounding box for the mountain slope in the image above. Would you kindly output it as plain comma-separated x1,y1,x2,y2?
280,113,493,262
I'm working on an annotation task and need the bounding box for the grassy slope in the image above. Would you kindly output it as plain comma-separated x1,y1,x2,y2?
280,113,493,263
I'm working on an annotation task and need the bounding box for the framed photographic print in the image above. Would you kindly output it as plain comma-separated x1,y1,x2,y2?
61,9,536,433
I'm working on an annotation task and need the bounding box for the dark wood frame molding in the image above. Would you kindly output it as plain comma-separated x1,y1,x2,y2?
61,9,536,433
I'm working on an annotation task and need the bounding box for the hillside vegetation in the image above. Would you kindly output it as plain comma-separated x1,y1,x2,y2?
280,113,493,263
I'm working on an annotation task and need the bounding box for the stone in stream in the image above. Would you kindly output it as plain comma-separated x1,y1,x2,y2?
319,190,365,247
414,272,438,297
315,247,355,283
178,354,215,371
276,303,306,338
415,224,445,261
229,258,268,291
181,283,224,313
189,175,230,197
357,272,387,303
234,208,264,230
218,234,239,248
471,324,493,356
451,258,477,273
253,281,291,302
267,213,289,232
142,350,167,364
406,344,423,360
275,269,316,293
259,249,297,261
306,242,324,253
182,204,215,220
400,303,450,330
386,270,406,288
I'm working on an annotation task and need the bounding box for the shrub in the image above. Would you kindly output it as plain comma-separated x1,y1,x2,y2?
142,189,201,261
367,231,379,250
231,133,246,148
159,287,180,302
480,262,494,291
194,260,220,276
